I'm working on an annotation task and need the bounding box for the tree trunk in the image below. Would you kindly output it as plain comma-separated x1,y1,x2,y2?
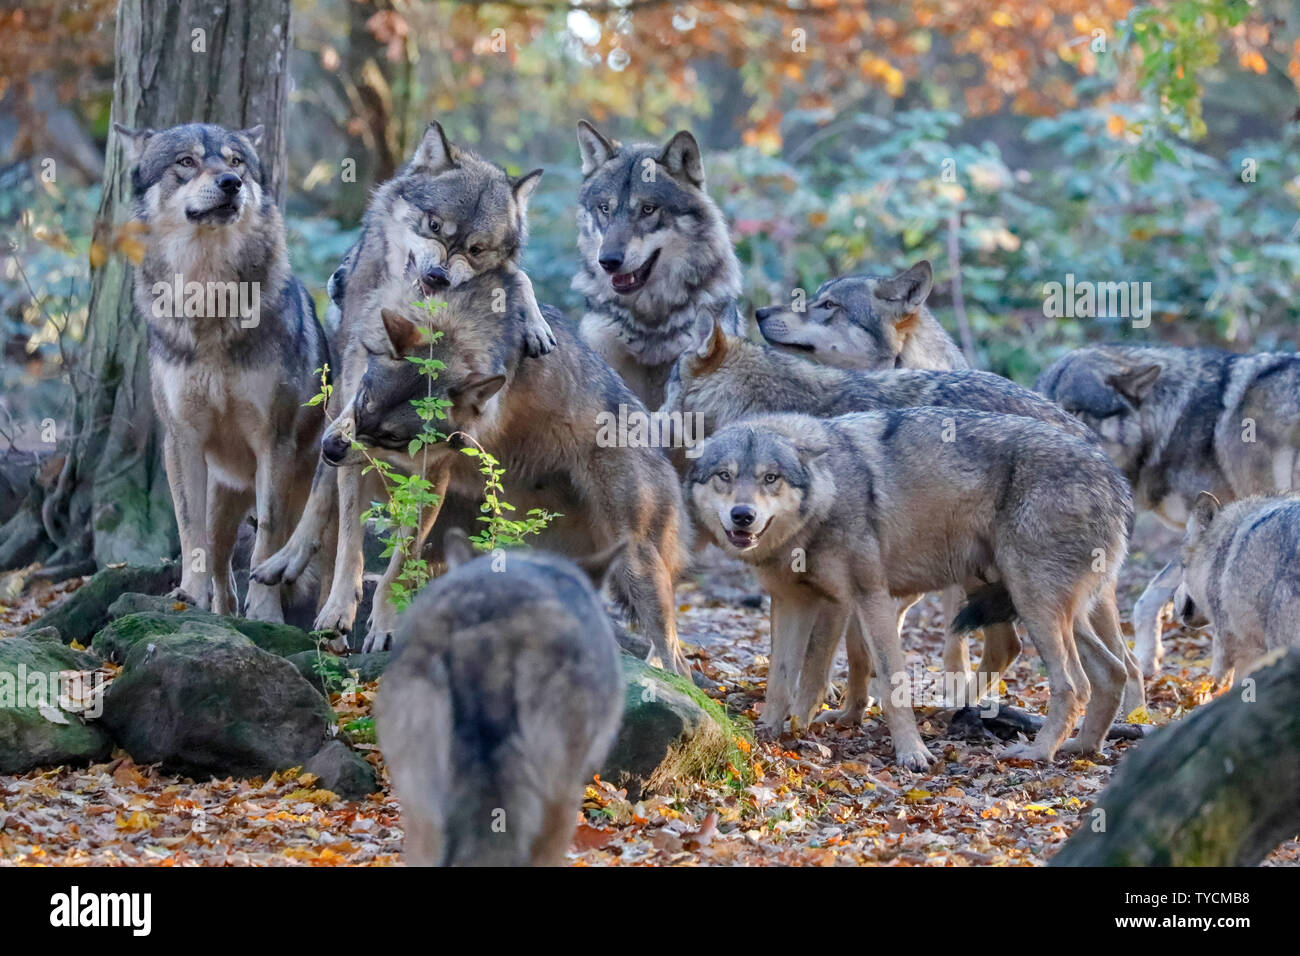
1052,649,1300,866
0,0,294,571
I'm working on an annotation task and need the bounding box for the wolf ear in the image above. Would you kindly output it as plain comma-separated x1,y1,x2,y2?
443,527,476,571
574,538,629,588
659,130,704,188
690,319,728,368
577,120,619,176
113,123,154,164
240,124,265,149
1106,363,1161,406
449,374,506,418
411,121,458,174
875,260,933,317
512,168,544,214
380,308,423,354
1187,491,1222,538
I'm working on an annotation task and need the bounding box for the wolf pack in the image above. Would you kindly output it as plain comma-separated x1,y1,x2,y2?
111,116,1300,865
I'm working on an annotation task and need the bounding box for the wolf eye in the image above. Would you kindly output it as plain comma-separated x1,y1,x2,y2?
640,203,658,215
715,470,731,483
229,156,243,167
428,215,441,233
817,299,838,310
468,244,484,257
763,473,779,485
598,202,610,215
176,156,196,168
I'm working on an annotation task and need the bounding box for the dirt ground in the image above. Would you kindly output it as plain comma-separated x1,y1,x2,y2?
1,513,1296,866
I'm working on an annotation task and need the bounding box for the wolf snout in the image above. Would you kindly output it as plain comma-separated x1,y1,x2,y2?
216,172,243,195
598,252,624,274
754,306,780,321
418,265,450,295
729,504,757,528
321,432,351,465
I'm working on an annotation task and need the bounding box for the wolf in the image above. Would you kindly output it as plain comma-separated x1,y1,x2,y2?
251,122,549,637
335,273,692,673
754,260,967,371
572,120,743,410
378,528,624,866
113,121,330,622
660,323,1147,714
1037,345,1300,675
686,409,1134,768
1174,492,1300,686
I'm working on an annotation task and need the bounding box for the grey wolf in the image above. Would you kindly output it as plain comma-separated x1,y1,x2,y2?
251,122,549,637
1176,492,1300,685
341,274,692,674
377,528,624,866
572,120,742,409
755,260,967,370
1037,345,1300,675
686,409,1134,769
114,122,330,622
661,323,1147,714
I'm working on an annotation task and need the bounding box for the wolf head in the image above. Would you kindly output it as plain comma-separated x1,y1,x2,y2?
373,122,542,291
1176,490,1223,627
114,122,268,228
755,261,937,370
573,121,740,316
327,275,514,465
687,416,830,561
1037,349,1162,479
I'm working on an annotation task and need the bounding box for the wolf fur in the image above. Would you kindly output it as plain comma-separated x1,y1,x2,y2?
378,529,624,866
686,409,1134,768
755,260,967,371
1037,344,1300,675
572,121,742,409
114,121,330,622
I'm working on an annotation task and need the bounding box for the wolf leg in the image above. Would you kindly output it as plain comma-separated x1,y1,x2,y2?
314,464,367,634
620,540,689,676
1005,605,1088,762
969,621,1020,706
758,595,819,738
364,469,448,652
508,267,556,357
162,431,211,608
1060,618,1125,755
252,459,337,586
939,587,970,695
1133,559,1180,676
818,614,873,727
245,444,298,623
206,480,250,617
856,590,933,771
791,604,844,729
1092,583,1145,713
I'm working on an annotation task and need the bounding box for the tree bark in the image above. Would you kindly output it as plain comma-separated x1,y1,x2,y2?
1052,649,1300,866
0,0,294,571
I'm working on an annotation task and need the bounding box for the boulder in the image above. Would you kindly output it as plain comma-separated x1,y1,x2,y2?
99,623,334,779
92,592,314,661
305,739,379,801
600,654,744,799
287,650,391,694
0,627,112,773
26,562,179,645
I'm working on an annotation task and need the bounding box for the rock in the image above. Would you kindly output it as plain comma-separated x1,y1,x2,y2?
91,592,315,660
26,562,180,645
287,650,391,694
100,624,334,779
0,627,112,773
600,654,741,799
305,739,379,801
611,621,652,660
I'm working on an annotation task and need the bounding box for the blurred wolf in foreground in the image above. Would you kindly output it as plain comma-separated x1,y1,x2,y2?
687,409,1134,768
1176,493,1300,685
378,530,624,866
1037,345,1300,675
252,122,549,638
755,260,968,371
572,121,742,409
114,121,330,621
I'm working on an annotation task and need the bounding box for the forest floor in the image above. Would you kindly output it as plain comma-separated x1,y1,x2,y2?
1,514,1297,867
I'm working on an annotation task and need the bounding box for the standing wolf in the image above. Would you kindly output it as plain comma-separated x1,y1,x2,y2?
378,529,624,866
687,410,1134,768
1176,493,1300,685
572,121,742,409
1037,345,1300,675
252,122,549,636
755,260,967,371
114,122,330,621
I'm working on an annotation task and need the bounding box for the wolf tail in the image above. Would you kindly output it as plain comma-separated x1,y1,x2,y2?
952,583,1018,634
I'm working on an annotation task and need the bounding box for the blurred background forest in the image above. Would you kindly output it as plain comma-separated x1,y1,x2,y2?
3,0,1300,439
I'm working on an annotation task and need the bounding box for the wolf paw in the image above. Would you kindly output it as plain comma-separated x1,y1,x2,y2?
1057,737,1103,757
815,706,866,729
1001,741,1057,763
313,597,358,637
894,745,936,772
251,541,316,586
168,585,207,610
754,718,786,742
522,321,557,358
362,628,394,653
